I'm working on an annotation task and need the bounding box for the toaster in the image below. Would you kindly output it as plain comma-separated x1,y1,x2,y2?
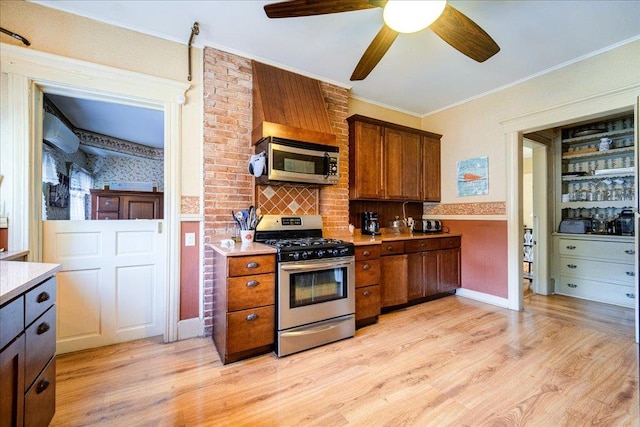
416,219,442,233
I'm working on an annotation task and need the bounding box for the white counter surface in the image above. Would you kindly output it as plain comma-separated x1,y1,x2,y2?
0,261,62,305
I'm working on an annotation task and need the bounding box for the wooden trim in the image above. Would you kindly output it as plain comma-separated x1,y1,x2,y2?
347,114,442,139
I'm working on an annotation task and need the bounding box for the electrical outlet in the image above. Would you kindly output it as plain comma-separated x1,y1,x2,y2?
184,232,195,247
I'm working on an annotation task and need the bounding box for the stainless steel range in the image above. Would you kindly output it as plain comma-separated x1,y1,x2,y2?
255,215,355,357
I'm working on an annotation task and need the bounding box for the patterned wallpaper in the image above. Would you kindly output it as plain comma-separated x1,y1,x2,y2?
90,155,164,191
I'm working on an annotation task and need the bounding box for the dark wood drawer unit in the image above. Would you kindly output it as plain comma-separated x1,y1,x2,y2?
354,245,381,326
90,189,164,220
381,241,405,256
213,251,277,364
0,274,57,427
405,238,440,253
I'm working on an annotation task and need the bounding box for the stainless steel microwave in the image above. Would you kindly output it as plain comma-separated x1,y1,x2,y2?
254,136,339,185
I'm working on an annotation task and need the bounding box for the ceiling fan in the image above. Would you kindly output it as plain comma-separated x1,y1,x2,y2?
264,0,500,81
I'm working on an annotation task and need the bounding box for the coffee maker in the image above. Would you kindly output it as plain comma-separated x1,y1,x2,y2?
361,212,381,235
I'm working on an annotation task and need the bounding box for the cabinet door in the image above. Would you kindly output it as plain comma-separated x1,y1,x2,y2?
350,121,383,199
380,254,408,307
422,136,441,202
402,132,422,200
438,247,461,292
407,252,424,300
0,334,25,427
121,195,162,219
424,251,439,296
384,128,404,199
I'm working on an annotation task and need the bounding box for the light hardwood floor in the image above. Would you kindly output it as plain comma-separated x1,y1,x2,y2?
51,295,639,426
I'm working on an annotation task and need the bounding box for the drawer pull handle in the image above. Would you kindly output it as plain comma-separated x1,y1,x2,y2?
246,262,259,269
246,313,259,321
420,242,425,247
37,292,50,303
566,245,576,250
626,271,635,277
363,264,371,270
105,201,111,206
36,378,50,394
37,322,50,335
567,283,578,288
363,250,371,256
363,290,371,297
625,249,635,255
246,280,259,287
626,293,636,299
567,264,577,269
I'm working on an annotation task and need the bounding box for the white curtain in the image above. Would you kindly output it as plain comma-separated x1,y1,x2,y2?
42,151,59,219
69,165,94,220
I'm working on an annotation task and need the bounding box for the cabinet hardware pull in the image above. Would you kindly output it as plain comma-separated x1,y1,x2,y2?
566,245,576,250
386,246,394,251
420,243,425,247
363,290,371,297
363,250,371,256
105,201,111,206
567,283,578,288
37,292,50,303
626,271,635,276
246,262,259,269
624,249,635,255
37,322,50,335
36,378,50,394
626,293,636,299
246,280,259,287
363,264,371,270
567,264,577,269
246,313,259,321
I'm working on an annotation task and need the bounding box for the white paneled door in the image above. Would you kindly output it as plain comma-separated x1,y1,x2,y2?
43,220,166,354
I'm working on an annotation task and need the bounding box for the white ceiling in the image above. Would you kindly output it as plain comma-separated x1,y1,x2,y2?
31,0,640,148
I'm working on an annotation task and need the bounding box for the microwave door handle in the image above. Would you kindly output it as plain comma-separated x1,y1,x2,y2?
324,152,330,179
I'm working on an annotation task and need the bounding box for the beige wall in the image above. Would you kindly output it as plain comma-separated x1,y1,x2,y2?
349,98,421,128
0,0,203,200
421,40,640,205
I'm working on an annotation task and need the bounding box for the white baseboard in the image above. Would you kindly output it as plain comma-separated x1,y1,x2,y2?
177,317,204,340
455,288,510,309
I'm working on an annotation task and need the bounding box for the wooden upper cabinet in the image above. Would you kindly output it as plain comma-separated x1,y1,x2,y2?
422,136,441,202
349,120,383,199
348,115,441,202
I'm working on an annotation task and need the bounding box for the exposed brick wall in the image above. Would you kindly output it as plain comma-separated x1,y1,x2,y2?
202,47,350,335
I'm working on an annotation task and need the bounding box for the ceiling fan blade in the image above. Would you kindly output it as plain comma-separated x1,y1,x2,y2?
351,25,399,81
429,4,500,62
264,0,379,18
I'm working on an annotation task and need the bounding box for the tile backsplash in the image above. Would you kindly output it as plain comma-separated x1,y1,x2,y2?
256,185,319,215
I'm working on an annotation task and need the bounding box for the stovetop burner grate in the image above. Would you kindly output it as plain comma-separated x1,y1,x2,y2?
264,237,348,249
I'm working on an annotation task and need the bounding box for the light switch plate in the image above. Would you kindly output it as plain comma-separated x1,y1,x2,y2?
185,232,195,247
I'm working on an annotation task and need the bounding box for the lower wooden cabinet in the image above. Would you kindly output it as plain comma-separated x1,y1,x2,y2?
0,276,57,427
355,245,381,326
380,253,408,307
213,252,276,364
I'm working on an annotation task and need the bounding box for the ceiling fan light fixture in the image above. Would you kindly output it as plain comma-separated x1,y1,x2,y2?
383,0,446,33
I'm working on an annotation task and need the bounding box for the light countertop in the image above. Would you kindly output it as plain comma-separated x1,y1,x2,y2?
0,250,29,261
207,242,277,257
1,261,62,305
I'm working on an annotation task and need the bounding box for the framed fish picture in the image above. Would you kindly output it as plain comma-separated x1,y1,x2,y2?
457,156,488,196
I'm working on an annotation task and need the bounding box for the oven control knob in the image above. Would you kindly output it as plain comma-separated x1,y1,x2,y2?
317,250,324,258
292,252,300,261
340,248,348,255
301,251,308,260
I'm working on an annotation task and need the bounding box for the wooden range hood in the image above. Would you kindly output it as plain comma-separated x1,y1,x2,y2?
252,61,336,146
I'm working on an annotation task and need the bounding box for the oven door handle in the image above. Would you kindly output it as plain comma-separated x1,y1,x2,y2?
281,317,349,337
280,260,352,272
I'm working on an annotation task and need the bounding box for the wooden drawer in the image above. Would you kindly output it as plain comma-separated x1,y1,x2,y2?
227,306,275,354
228,255,275,277
355,259,380,288
97,196,119,212
25,306,56,388
558,238,634,261
559,256,634,285
405,238,440,253
440,236,461,249
0,296,23,350
227,273,275,312
355,285,380,321
355,245,380,261
381,241,405,256
25,277,56,327
24,356,56,427
97,212,119,220
556,276,635,308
